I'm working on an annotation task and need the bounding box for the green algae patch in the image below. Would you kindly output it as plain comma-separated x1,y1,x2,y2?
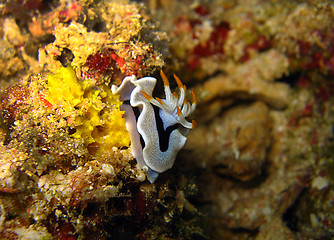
45,66,130,155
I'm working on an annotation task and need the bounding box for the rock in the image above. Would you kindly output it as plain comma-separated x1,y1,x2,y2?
255,217,296,240
195,50,290,110
185,101,272,181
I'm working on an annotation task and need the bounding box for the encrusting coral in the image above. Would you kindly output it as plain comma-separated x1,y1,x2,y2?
38,0,166,84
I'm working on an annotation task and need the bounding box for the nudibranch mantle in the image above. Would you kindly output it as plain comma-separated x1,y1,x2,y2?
112,71,196,183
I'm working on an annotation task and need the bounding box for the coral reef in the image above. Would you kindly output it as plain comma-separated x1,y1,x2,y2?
154,0,334,239
0,0,334,239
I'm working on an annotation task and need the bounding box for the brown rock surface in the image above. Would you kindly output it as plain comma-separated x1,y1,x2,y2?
185,101,272,181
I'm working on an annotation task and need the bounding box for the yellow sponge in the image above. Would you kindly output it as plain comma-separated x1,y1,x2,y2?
45,66,130,155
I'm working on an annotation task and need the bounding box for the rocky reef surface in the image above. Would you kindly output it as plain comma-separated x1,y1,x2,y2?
0,0,333,239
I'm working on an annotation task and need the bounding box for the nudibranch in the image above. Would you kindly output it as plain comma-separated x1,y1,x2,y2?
112,70,196,183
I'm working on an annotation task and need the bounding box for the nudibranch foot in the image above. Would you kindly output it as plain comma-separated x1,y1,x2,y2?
147,168,159,183
112,71,196,183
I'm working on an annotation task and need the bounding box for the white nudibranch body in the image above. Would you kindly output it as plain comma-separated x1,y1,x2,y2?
112,70,197,183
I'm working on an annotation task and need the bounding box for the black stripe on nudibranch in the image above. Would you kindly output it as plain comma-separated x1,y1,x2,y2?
152,105,178,152
121,100,146,149
122,100,178,152
123,100,131,105
132,106,146,149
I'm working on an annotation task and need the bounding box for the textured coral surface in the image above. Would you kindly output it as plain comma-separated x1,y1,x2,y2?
0,0,334,239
